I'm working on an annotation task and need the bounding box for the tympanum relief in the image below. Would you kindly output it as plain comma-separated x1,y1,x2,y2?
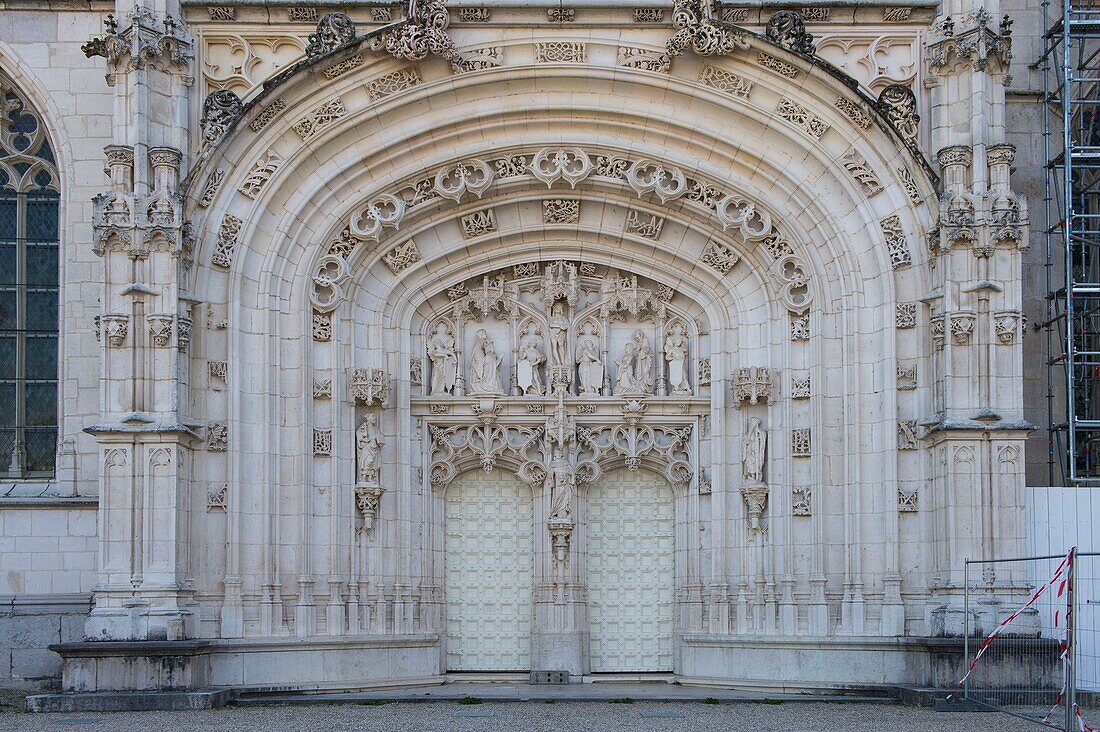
418,261,699,400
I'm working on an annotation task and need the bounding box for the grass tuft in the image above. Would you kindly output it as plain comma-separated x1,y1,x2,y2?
457,696,483,705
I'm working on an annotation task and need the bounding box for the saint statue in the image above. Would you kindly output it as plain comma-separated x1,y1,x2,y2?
548,446,575,521
632,329,654,393
575,323,603,396
664,323,691,395
516,336,545,396
616,341,643,395
742,417,766,484
356,413,383,485
468,328,503,395
427,322,457,395
548,302,570,366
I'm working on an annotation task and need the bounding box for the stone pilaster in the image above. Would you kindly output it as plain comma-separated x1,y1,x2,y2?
84,0,197,642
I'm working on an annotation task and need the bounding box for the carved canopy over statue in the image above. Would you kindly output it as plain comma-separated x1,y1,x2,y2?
418,261,702,400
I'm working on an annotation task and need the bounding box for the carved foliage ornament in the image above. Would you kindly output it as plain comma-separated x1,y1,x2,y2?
877,84,920,146
200,90,243,149
667,0,751,58
306,13,357,57
765,10,816,55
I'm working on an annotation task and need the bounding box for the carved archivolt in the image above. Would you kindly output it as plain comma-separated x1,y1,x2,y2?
428,423,546,487
576,420,693,488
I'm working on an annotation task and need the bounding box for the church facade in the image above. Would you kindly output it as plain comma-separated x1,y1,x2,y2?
0,0,1039,693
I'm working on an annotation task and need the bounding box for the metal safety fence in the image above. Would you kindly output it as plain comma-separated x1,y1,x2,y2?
957,549,1100,730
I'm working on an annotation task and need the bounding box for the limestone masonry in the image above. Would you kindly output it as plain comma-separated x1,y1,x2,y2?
0,0,1048,694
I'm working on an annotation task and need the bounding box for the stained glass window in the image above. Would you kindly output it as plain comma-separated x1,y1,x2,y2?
0,77,60,477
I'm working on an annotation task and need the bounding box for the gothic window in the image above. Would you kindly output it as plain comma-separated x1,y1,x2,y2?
0,77,60,477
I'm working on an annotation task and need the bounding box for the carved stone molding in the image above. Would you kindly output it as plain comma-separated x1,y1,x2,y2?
732,367,775,408
351,368,391,407
667,0,751,58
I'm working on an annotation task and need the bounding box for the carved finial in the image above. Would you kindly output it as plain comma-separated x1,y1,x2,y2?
106,14,118,33
765,10,816,55
306,12,357,57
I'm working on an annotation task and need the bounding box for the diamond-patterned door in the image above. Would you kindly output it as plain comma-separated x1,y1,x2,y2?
587,468,675,672
444,470,534,671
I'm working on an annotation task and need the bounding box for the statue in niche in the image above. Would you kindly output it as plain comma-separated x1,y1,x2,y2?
575,323,603,396
427,323,457,395
632,329,654,393
516,335,545,396
468,328,504,396
548,302,570,366
356,413,383,485
742,416,766,485
615,340,639,395
664,323,691,396
548,445,575,521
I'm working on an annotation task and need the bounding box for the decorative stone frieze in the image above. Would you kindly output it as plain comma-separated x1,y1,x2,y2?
792,487,812,516
536,42,586,63
459,8,491,22
775,97,829,139
207,484,228,511
197,169,225,207
212,214,242,269
461,210,497,238
543,199,580,224
897,363,917,390
313,378,332,398
791,428,811,457
699,66,753,98
801,7,830,22
756,53,799,79
897,420,919,450
452,47,504,73
841,150,883,196
834,97,872,130
896,303,917,329
634,9,664,23
879,214,912,269
722,7,749,22
208,7,236,21
732,367,774,407
292,97,346,140
624,209,663,239
351,368,391,407
238,151,284,199
208,422,228,451
791,374,811,399
209,361,228,389
700,240,739,274
323,55,365,80
616,46,670,74
547,8,575,22
898,167,922,204
288,7,319,22
790,314,810,341
372,8,393,22
312,311,332,342
898,487,918,512
313,429,333,456
367,68,422,101
883,7,912,22
696,357,711,387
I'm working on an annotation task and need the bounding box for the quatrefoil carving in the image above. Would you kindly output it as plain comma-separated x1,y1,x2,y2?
529,147,593,188
716,194,772,241
309,254,352,312
349,194,406,241
626,159,687,203
434,159,495,202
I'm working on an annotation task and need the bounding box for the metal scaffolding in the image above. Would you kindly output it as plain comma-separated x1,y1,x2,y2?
1040,0,1100,484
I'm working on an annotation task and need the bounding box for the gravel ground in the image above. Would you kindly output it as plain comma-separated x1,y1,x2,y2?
0,699,1051,732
